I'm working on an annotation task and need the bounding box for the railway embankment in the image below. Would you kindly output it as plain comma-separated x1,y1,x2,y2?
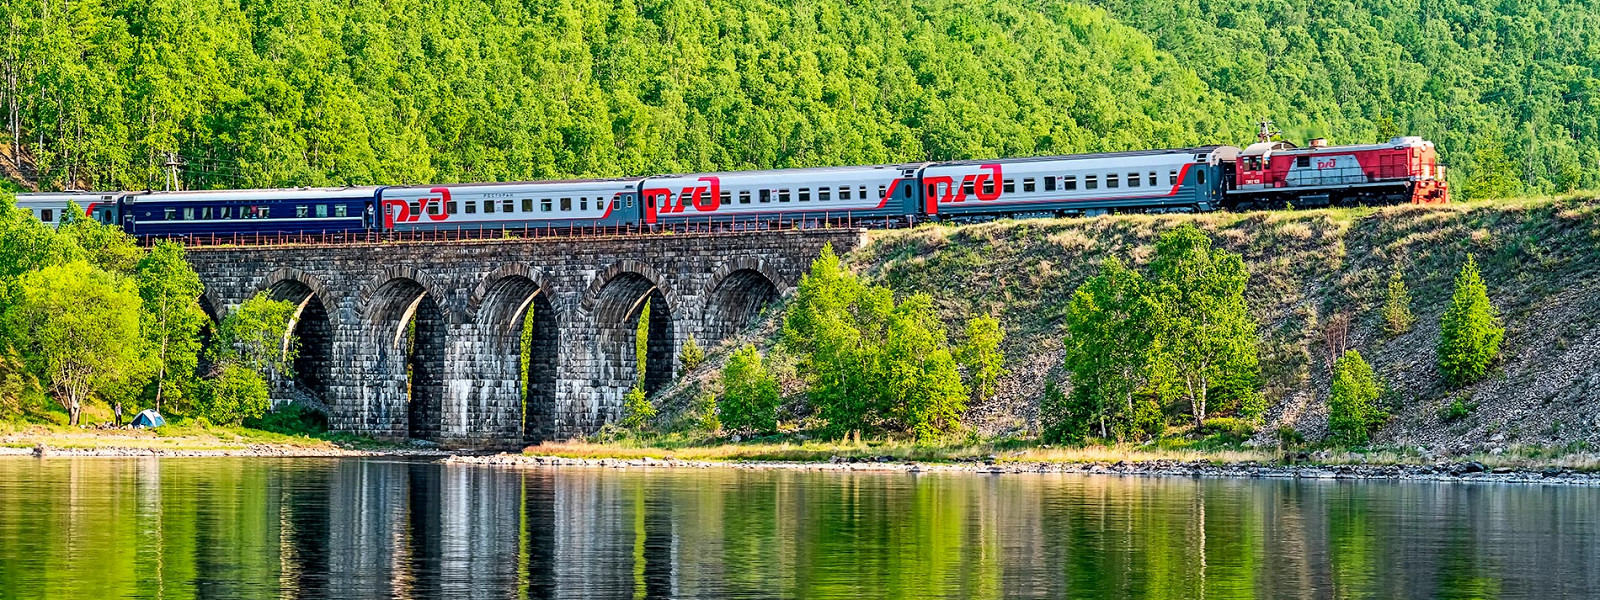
662,194,1600,457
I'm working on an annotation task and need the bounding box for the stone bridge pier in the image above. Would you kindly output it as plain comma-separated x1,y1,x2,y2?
187,230,864,448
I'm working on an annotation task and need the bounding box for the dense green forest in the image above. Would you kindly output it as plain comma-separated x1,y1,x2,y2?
1,0,1593,196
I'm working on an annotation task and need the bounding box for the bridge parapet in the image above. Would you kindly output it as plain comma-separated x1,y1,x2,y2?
187,229,865,447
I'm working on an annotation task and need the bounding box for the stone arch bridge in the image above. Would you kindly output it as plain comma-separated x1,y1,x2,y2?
188,230,863,448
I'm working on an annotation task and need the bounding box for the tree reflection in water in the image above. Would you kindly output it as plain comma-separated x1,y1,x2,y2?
0,458,1593,598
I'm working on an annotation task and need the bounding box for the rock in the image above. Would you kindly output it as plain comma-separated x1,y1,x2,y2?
1491,433,1506,443
875,455,893,463
1491,467,1514,474
408,439,439,448
1490,447,1504,456
32,444,47,458
1543,467,1564,477
829,455,844,464
1461,461,1488,474
730,434,742,443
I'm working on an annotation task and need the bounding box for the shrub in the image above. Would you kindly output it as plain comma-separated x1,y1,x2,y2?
1437,255,1503,385
1382,270,1415,336
956,314,1007,403
202,364,271,426
1038,379,1090,444
244,401,328,435
719,345,780,433
679,335,706,373
620,386,655,430
691,389,720,434
1200,417,1256,443
1327,350,1386,445
1440,396,1475,422
1276,426,1306,448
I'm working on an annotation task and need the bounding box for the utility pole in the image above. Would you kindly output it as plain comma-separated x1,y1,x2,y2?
162,152,184,191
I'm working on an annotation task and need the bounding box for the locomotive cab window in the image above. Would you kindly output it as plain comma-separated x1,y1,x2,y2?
1296,156,1311,168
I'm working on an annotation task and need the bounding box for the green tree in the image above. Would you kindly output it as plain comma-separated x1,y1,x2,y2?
719,345,780,433
58,203,140,275
1437,255,1503,385
1327,350,1386,445
1038,378,1087,444
956,314,1007,404
5,261,144,425
1382,270,1415,336
620,385,655,430
212,293,297,379
1061,257,1162,440
136,240,206,412
882,293,968,439
1147,224,1260,428
1461,138,1519,201
679,334,706,374
202,364,271,426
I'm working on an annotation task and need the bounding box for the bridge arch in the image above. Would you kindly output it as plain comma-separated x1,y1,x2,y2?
701,258,785,345
585,261,679,405
259,269,337,407
361,272,448,441
473,265,562,443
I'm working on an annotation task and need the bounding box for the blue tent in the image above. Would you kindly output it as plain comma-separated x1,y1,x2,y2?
130,409,166,429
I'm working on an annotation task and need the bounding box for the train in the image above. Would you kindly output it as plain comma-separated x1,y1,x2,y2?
11,127,1449,239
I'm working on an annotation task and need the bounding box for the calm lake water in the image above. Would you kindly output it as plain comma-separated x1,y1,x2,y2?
0,458,1596,599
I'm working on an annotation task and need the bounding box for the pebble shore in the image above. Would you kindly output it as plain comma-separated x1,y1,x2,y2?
448,453,1600,486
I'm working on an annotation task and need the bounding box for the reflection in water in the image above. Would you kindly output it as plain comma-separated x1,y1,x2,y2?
0,458,1598,598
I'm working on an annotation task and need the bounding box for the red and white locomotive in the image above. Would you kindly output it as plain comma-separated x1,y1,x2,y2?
1223,122,1449,209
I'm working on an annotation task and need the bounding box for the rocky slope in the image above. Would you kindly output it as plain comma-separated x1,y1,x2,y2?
668,195,1600,452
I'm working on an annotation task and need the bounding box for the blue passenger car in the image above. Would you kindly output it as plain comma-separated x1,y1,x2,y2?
121,187,378,238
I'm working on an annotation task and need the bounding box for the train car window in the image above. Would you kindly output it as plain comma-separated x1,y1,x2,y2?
1003,179,1015,194
560,198,572,211
164,208,176,221
962,181,975,196
485,199,498,214
465,201,477,214
411,201,425,216
581,197,590,210
1106,174,1119,189
42,209,54,222
315,204,328,218
840,187,851,200
902,182,912,198
522,198,534,212
1169,170,1179,185
1296,156,1310,168
877,185,887,200
294,206,306,218
779,189,791,203
1064,176,1076,191
799,188,810,202
678,190,693,207
540,198,552,212
1044,177,1056,192
1127,173,1139,188
739,190,751,204
446,202,458,215
760,190,771,203
336,205,349,217
1023,178,1035,193
502,199,513,213
859,186,867,201
819,188,831,202
982,180,995,195
1085,175,1098,190
198,207,210,220
1197,169,1207,185
720,191,731,205
1149,172,1158,186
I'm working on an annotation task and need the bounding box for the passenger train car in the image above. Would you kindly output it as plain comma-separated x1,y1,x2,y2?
640,164,925,227
378,179,643,233
7,130,1449,239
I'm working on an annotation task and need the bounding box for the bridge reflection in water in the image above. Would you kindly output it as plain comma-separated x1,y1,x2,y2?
1,458,1599,598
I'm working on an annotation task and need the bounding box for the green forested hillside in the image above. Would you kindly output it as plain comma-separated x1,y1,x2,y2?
2,0,1595,196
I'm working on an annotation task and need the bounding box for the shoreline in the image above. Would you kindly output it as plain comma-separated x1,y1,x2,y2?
0,443,451,459
448,453,1600,486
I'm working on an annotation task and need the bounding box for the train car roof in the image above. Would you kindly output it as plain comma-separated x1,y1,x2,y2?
933,146,1230,167
384,177,646,191
128,187,381,202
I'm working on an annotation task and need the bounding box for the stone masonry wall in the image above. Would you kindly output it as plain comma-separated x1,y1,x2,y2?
188,229,865,448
